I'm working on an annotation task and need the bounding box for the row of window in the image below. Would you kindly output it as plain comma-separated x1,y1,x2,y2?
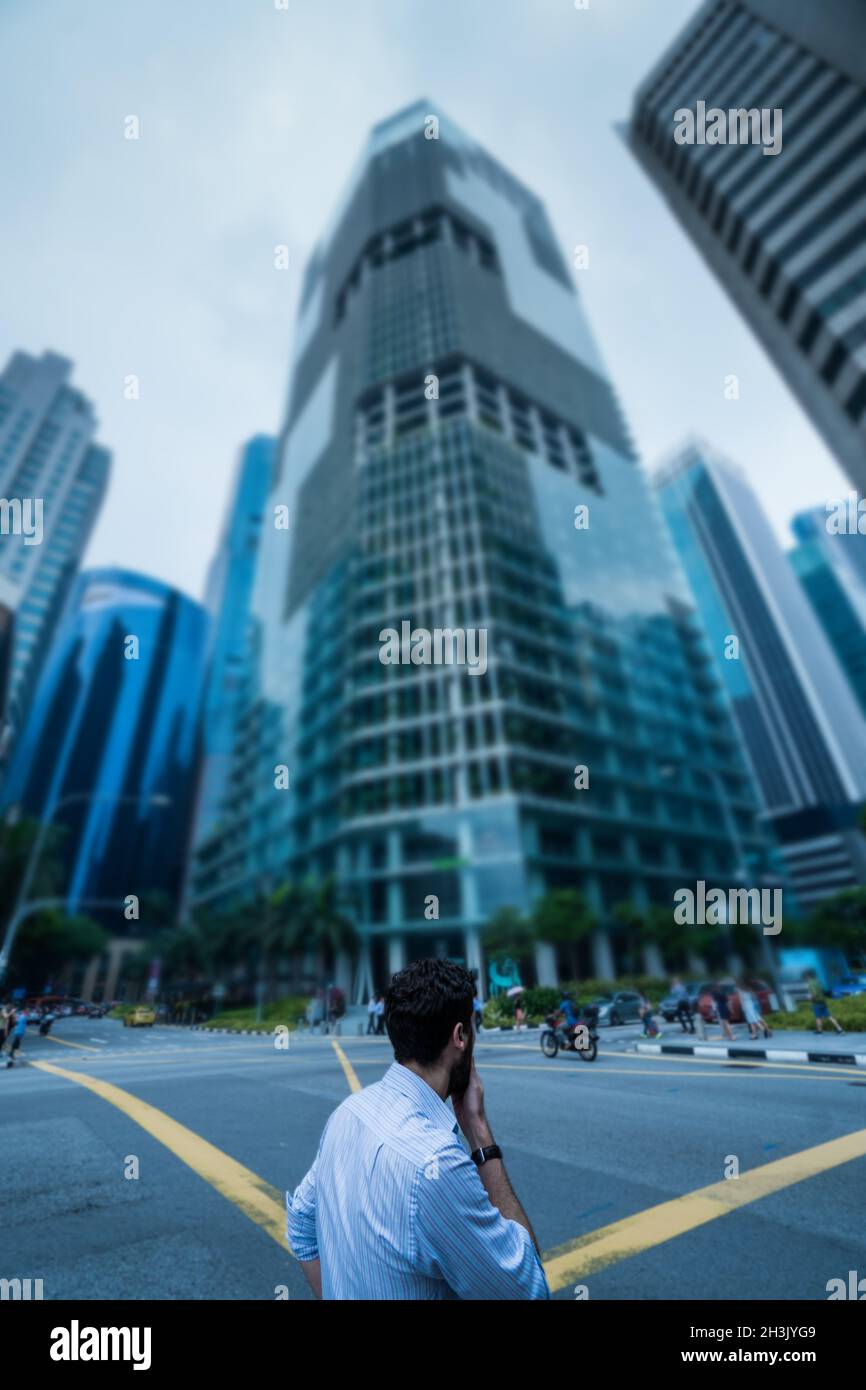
355,358,603,491
334,205,499,327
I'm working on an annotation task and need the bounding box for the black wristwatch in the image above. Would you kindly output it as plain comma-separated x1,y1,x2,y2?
471,1143,502,1167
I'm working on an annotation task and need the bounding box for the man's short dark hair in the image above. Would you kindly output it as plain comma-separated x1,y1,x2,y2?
384,959,475,1065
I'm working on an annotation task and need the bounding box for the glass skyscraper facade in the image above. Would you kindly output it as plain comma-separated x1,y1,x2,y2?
789,506,866,721
189,435,275,856
1,568,208,998
0,350,110,765
657,440,866,910
192,101,773,999
626,0,866,496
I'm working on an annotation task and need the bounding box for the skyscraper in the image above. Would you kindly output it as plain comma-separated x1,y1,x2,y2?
189,436,274,854
194,101,773,999
0,568,209,1000
657,439,866,910
626,0,866,495
789,506,866,720
0,350,110,764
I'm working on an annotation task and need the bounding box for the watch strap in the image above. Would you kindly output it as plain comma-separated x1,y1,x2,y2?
471,1143,502,1167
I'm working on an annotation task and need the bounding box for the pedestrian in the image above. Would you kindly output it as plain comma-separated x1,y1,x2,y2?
5,1008,28,1067
472,993,483,1034
366,993,377,1035
286,958,549,1300
807,972,844,1036
712,984,735,1042
737,979,771,1040
514,1001,526,1031
639,992,659,1038
309,992,324,1034
0,1002,12,1054
374,994,385,1035
670,977,695,1034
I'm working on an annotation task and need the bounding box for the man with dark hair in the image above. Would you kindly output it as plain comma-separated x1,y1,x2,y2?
286,958,548,1300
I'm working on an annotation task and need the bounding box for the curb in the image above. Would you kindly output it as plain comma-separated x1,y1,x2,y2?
634,1041,866,1067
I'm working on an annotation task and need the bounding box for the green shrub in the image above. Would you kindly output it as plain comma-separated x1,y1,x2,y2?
202,995,309,1033
766,994,866,1033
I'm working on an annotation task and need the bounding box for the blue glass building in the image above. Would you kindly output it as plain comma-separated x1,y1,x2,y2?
789,507,866,722
192,102,775,999
657,441,866,910
1,568,209,995
0,350,110,768
189,436,275,856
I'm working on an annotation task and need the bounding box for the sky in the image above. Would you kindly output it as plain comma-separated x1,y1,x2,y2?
0,0,849,604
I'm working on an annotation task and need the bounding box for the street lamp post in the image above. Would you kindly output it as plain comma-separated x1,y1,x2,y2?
0,792,171,991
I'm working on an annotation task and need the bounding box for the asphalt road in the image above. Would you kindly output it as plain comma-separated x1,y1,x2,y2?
2,1016,864,1300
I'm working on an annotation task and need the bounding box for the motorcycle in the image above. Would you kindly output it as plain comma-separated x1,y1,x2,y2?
540,1004,599,1062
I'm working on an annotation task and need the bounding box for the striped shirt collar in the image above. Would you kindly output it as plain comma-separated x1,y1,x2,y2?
380,1061,459,1135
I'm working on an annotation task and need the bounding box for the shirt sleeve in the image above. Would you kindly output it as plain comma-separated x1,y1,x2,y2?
286,1154,319,1262
412,1142,550,1300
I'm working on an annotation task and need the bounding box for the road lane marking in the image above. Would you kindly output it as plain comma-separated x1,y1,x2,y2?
36,1035,101,1052
28,1055,866,1295
331,1039,361,1093
347,1058,850,1082
626,1049,862,1078
542,1125,866,1292
30,1058,289,1250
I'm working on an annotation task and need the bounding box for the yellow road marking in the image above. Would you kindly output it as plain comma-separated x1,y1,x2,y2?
31,1059,288,1250
35,1035,101,1053
347,1058,849,1082
331,1039,361,1093
27,1052,866,1295
542,1125,866,1292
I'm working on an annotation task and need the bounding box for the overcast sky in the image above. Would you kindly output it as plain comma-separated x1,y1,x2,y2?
0,0,847,604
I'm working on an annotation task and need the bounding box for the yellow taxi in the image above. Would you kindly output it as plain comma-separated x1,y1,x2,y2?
123,1006,157,1028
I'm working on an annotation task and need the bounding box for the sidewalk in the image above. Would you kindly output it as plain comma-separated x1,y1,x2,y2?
635,1028,866,1067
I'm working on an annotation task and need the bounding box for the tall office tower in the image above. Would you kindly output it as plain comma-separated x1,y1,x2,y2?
189,435,274,860
0,568,209,1000
0,350,110,762
657,440,866,912
789,507,866,720
194,101,773,999
626,0,866,495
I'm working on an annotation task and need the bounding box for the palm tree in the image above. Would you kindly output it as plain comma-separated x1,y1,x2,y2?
301,878,361,984
532,889,596,979
482,906,537,984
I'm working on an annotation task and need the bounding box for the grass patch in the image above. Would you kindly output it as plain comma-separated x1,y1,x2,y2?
201,995,309,1033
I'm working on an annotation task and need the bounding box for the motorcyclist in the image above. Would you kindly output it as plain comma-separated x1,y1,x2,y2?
557,991,580,1046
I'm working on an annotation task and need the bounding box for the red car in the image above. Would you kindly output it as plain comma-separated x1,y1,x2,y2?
696,979,772,1023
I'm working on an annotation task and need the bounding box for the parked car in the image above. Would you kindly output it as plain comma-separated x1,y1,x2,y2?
594,991,645,1027
827,976,866,999
659,985,702,1022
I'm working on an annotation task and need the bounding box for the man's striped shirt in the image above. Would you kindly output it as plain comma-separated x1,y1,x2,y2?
286,1061,549,1300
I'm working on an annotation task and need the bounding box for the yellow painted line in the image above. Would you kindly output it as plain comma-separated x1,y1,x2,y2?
27,1055,866,1296
347,1058,847,1082
31,1059,289,1250
35,1035,101,1053
331,1039,362,1093
542,1125,866,1292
